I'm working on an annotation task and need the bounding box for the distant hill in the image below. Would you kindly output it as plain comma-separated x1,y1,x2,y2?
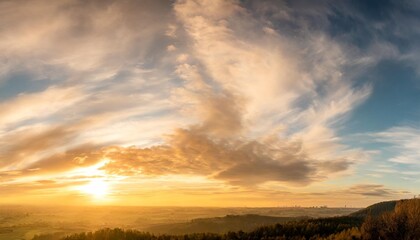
145,214,309,234
349,200,398,218
146,200,408,234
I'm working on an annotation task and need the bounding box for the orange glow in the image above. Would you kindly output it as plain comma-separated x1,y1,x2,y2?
78,179,110,199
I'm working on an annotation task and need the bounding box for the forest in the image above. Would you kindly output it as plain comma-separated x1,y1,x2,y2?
32,199,420,240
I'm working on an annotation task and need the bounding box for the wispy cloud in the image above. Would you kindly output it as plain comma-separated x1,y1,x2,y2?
0,0,417,205
0,0,373,187
346,184,402,197
374,126,420,165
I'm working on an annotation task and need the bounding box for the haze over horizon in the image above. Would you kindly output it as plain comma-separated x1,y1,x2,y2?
0,0,419,208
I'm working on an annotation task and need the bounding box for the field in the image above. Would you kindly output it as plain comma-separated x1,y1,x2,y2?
0,205,359,240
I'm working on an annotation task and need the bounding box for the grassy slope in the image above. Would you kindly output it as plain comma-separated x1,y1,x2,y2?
349,200,398,218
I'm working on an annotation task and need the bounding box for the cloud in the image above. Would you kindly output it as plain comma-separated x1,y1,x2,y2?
0,125,350,188
22,145,104,175
154,0,373,185
0,124,81,169
0,179,88,195
0,0,184,177
346,184,402,197
374,126,420,165
195,92,245,137
100,127,354,187
0,86,86,129
0,0,373,189
2,0,401,199
173,0,373,138
0,0,179,145
0,0,172,75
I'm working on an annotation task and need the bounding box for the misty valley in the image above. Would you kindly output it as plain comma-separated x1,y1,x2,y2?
0,205,357,240
1,199,420,240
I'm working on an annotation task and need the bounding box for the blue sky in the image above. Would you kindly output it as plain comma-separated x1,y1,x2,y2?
0,0,418,206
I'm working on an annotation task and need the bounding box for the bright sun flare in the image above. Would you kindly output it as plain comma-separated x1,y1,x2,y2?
79,179,109,199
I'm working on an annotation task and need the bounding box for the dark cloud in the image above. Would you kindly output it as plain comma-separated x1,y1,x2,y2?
101,128,350,187
215,160,313,186
347,184,399,197
317,160,351,174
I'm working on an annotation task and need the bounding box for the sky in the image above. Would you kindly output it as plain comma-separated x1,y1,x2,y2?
0,0,419,207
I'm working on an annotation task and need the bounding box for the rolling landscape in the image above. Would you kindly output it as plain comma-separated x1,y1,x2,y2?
0,205,357,239
0,199,418,239
0,0,419,239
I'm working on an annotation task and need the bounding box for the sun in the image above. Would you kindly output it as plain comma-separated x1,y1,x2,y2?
79,179,110,199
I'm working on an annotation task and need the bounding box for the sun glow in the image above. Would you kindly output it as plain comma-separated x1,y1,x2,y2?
79,179,110,199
